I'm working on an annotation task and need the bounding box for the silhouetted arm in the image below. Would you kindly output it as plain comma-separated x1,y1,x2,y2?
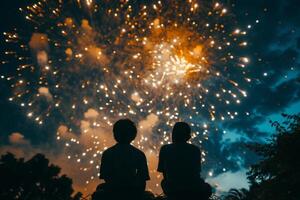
197,147,201,173
137,152,150,190
140,153,150,180
99,151,112,182
157,146,166,177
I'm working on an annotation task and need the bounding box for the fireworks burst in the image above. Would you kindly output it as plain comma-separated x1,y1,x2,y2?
1,0,254,193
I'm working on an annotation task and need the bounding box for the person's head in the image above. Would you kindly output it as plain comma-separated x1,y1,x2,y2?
172,122,191,143
113,119,137,144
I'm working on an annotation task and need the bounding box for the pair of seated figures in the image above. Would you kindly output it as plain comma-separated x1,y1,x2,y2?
93,119,212,200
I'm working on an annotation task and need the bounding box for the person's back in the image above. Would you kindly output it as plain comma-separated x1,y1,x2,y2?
100,143,149,189
157,122,211,200
158,142,201,185
95,119,149,200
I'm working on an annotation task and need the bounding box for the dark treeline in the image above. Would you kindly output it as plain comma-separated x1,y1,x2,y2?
0,114,299,200
221,114,300,200
0,152,81,200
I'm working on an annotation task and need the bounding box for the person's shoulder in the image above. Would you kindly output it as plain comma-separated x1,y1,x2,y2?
130,145,146,157
186,143,200,151
160,144,172,151
187,143,200,152
102,144,117,155
187,143,199,148
160,144,172,150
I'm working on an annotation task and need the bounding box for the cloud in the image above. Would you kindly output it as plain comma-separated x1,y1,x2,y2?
29,33,49,51
57,125,76,141
37,50,48,66
76,19,109,66
131,92,143,104
81,19,92,32
138,113,159,135
84,108,99,119
65,17,74,28
38,87,53,101
206,169,249,193
9,132,29,145
65,48,73,57
29,33,49,66
57,125,68,135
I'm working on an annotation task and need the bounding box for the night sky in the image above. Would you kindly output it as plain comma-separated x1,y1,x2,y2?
0,0,300,196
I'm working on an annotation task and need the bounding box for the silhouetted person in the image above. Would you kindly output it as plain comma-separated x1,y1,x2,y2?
157,122,212,200
95,119,150,200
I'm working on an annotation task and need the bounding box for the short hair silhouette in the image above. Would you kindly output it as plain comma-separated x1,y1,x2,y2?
113,119,137,143
172,122,191,143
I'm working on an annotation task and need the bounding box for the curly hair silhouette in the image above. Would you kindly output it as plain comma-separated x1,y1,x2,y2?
172,122,191,143
113,119,137,144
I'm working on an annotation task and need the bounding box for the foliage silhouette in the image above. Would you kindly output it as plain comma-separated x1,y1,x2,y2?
245,114,300,200
221,188,248,200
0,152,79,200
220,114,300,200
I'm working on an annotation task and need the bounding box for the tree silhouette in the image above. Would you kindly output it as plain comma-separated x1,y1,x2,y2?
246,114,300,200
0,153,77,200
222,188,248,200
